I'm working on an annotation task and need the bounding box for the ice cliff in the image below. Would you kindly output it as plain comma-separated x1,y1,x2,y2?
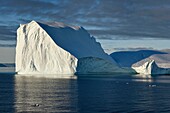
16,21,131,75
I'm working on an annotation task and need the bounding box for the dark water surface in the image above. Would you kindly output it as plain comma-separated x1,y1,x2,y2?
0,74,170,113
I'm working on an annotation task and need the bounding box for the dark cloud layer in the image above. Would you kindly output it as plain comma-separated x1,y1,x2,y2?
0,0,170,41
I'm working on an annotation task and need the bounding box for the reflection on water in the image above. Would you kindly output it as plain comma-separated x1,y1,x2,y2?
15,74,77,79
131,74,153,82
1,74,170,112
132,74,170,83
14,75,78,113
133,74,152,78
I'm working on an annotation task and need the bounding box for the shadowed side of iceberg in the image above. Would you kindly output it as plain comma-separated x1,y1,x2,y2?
76,57,136,75
38,21,116,64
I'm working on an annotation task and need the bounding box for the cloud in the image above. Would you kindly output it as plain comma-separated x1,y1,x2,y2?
0,25,16,40
104,47,155,54
0,0,170,44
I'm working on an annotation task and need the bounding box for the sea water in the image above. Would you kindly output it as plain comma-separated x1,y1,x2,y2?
0,74,170,113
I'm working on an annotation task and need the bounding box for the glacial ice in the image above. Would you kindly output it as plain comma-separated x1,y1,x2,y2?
16,21,132,75
16,21,77,74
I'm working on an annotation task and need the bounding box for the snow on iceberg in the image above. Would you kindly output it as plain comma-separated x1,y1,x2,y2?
16,20,130,75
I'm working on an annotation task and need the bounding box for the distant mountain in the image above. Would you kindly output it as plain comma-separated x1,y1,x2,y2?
0,63,15,67
0,64,7,67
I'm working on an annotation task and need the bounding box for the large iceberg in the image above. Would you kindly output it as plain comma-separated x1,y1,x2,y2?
16,21,131,75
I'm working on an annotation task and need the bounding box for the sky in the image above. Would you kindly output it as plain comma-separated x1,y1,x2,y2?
0,0,170,51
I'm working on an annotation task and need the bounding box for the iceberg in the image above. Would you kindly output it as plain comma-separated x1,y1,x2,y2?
131,53,170,75
16,21,131,75
110,50,170,75
132,60,170,75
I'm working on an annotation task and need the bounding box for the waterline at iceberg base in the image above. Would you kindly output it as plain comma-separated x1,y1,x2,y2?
15,21,170,75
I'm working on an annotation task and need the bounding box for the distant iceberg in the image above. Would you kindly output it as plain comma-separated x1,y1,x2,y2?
16,21,132,75
132,60,170,75
110,50,170,75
